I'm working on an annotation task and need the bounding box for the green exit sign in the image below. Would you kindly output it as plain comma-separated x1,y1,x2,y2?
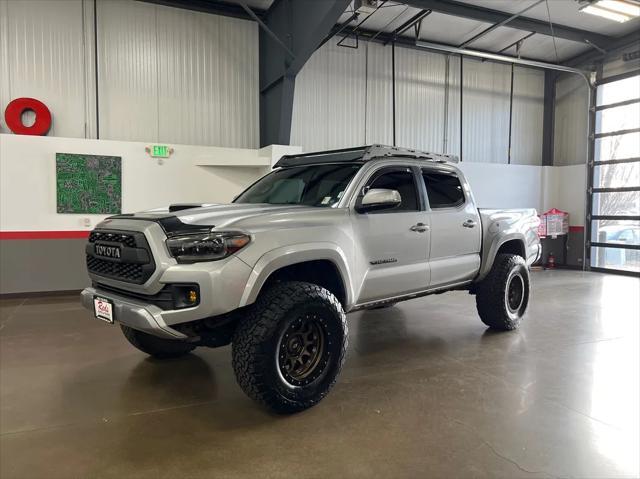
150,145,171,158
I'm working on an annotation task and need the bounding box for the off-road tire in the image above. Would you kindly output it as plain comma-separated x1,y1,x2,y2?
475,253,530,331
232,281,348,414
121,325,196,359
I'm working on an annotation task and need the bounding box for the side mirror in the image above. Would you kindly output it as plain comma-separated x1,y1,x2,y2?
356,188,401,213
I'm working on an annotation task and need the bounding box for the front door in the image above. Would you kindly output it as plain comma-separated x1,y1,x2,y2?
353,166,431,303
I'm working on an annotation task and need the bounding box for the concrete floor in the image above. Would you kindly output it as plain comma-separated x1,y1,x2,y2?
1,270,638,479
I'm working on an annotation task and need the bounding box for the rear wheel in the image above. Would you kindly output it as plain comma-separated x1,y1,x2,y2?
475,253,530,331
232,281,348,414
120,325,196,359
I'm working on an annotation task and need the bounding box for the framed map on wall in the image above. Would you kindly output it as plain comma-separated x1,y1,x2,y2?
56,153,122,214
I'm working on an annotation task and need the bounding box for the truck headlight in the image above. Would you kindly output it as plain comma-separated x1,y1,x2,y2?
166,231,250,262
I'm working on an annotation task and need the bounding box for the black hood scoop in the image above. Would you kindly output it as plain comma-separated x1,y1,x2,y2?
168,203,204,212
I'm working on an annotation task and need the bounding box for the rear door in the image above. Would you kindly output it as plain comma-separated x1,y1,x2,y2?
421,167,481,287
353,166,431,303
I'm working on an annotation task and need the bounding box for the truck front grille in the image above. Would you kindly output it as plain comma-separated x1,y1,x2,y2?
86,257,145,283
89,231,137,248
85,229,156,284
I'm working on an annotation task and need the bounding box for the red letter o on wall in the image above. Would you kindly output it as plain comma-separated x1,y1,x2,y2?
4,97,52,135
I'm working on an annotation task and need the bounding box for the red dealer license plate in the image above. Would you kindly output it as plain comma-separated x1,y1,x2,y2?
94,296,114,324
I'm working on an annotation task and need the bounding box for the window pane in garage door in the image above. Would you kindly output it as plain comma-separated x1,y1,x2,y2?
595,132,640,162
592,191,640,216
597,76,640,106
594,162,640,189
597,103,640,134
591,246,640,273
591,220,640,245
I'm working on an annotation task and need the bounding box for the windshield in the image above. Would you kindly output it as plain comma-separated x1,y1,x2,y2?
234,163,361,207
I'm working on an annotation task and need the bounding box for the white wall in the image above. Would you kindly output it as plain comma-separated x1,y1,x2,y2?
0,132,588,242
291,39,545,166
542,164,588,226
0,134,299,232
459,162,544,211
462,162,587,226
0,0,259,148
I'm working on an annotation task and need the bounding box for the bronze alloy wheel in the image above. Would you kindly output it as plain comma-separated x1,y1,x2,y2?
278,315,327,387
506,272,525,314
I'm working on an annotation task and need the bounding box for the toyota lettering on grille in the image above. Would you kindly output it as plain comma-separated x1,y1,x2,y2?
95,244,122,259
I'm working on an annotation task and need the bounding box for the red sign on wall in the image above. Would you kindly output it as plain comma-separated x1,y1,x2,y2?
2,97,52,135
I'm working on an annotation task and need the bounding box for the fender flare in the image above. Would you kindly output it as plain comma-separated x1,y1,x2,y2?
477,233,527,281
238,242,354,308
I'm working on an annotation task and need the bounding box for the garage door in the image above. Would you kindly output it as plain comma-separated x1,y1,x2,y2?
588,72,640,275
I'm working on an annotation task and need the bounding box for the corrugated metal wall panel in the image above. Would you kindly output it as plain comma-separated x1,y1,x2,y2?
462,57,511,163
554,73,588,166
291,39,366,152
365,42,393,146
292,43,545,164
0,0,9,118
394,46,446,153
0,0,88,138
511,66,544,166
97,0,159,142
98,0,258,147
156,6,219,146
217,15,259,149
153,6,258,148
445,55,461,158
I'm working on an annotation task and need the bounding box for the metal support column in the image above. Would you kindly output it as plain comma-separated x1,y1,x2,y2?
508,63,514,164
459,54,463,162
392,40,396,146
541,70,558,166
257,0,351,147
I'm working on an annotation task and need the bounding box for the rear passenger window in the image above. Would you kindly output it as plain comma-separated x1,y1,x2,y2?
422,171,465,209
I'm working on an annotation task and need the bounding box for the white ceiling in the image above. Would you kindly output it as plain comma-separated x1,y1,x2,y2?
454,0,640,37
244,0,639,62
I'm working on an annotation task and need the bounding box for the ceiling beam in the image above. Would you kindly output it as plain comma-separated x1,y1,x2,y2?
138,0,265,20
403,0,614,47
458,0,544,48
327,24,550,66
564,30,640,68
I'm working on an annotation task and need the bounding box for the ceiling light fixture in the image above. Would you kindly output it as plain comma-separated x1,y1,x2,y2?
579,0,640,22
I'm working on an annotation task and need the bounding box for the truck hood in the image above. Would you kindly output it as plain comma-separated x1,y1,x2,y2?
126,203,341,232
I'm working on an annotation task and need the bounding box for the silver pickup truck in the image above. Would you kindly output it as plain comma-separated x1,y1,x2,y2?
81,145,541,413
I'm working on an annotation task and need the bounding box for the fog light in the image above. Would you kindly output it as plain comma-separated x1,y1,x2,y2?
170,284,200,309
188,290,198,304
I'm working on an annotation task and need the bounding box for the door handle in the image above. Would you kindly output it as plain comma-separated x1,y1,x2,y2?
462,219,477,228
410,223,429,233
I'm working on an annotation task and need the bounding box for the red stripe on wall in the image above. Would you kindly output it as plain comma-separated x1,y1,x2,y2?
569,226,585,233
0,231,90,240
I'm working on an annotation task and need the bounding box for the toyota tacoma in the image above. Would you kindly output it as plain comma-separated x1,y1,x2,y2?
81,145,541,413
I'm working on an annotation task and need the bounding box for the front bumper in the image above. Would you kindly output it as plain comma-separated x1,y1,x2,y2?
81,254,253,339
81,287,183,339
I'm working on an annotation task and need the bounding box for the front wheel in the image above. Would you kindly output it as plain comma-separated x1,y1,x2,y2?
475,253,530,331
232,281,348,414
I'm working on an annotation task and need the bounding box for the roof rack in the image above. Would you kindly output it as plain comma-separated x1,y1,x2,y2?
274,144,459,168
